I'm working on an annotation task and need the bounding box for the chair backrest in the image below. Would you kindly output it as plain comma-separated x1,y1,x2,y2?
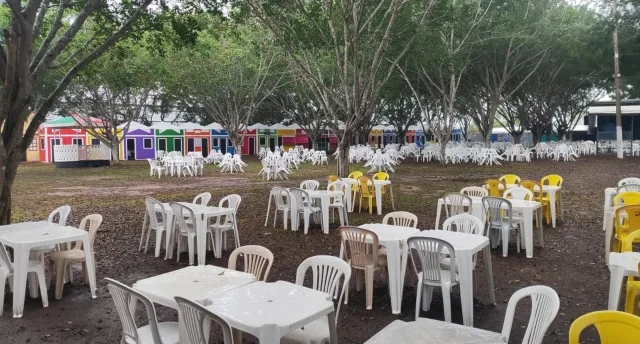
300,180,320,191
219,194,242,211
624,229,640,252
289,188,312,209
192,192,211,206
328,175,340,183
460,186,488,198
618,184,640,193
615,205,640,238
619,177,640,187
504,186,533,201
357,176,375,196
614,191,640,207
443,193,472,218
296,255,351,321
442,214,484,235
407,236,456,285
372,172,389,181
272,187,289,208
170,203,195,235
339,226,380,268
73,214,103,250
174,296,234,344
484,179,505,197
500,285,560,344
347,171,363,179
144,197,166,230
520,180,544,201
0,242,13,273
482,196,513,228
569,310,640,344
47,205,71,226
382,211,418,228
228,245,273,281
105,278,164,344
499,174,521,185
541,174,563,186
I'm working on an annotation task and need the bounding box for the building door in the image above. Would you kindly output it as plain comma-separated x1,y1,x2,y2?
50,138,61,162
201,138,209,154
174,138,183,153
269,137,276,151
220,138,227,154
249,137,255,155
126,138,135,160
158,138,166,151
187,138,195,152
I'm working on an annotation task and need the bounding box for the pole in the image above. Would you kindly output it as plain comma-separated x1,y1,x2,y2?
613,0,623,159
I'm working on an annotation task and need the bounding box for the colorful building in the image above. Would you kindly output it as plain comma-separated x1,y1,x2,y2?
154,123,184,153
240,127,257,155
121,122,155,160
181,122,210,154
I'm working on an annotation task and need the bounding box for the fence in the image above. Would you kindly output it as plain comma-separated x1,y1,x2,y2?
53,145,111,162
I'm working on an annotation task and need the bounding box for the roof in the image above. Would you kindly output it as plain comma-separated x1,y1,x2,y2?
118,121,149,130
42,114,104,128
152,122,181,130
248,123,271,130
176,122,203,130
203,122,224,130
588,99,640,115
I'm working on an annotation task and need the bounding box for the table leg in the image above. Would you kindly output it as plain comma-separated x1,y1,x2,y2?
214,228,222,259
390,185,395,210
375,185,383,215
559,190,565,222
458,251,474,326
345,184,353,214
550,191,557,228
386,241,402,314
232,212,240,249
605,226,615,264
608,265,625,310
434,199,443,229
139,212,148,251
483,246,496,305
524,209,534,258
327,311,338,344
538,208,544,248
321,197,330,234
82,237,97,299
197,215,206,266
165,213,175,260
264,191,273,227
232,329,243,344
12,248,30,318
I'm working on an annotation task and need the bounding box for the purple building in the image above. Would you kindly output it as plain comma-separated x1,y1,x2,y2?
122,122,156,160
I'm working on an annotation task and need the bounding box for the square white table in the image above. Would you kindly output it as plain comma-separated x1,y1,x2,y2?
299,190,344,234
132,265,256,309
342,178,394,215
204,281,338,344
0,222,97,318
345,223,420,314
403,230,496,327
434,196,485,229
161,202,236,264
364,318,504,344
435,197,542,258
608,252,640,310
496,184,564,228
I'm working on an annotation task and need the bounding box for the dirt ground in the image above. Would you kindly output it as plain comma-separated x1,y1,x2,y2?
0,155,632,343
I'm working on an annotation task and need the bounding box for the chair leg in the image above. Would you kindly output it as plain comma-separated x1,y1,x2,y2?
356,270,363,292
415,275,423,320
422,285,434,312
46,260,55,289
368,198,373,215
144,227,152,254
442,286,452,323
55,260,67,300
82,261,89,283
35,267,49,307
139,214,148,251
188,236,195,266
0,275,6,316
365,268,374,310
501,229,510,257
303,212,310,234
154,228,163,258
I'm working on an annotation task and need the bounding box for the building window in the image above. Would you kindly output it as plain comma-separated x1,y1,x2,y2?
91,139,100,145
40,138,45,150
259,137,266,145
213,138,219,147
72,138,83,145
158,138,167,151
28,139,37,151
143,138,152,149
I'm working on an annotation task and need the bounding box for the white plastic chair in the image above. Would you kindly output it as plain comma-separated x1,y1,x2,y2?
442,193,472,225
105,278,179,344
265,187,291,229
281,255,351,344
290,188,322,234
0,242,48,316
619,177,640,187
408,236,458,322
48,205,71,226
208,194,241,256
192,192,211,206
300,180,320,191
500,285,560,344
174,296,234,344
170,203,197,265
504,186,533,201
228,245,273,281
31,205,72,276
327,181,348,226
140,197,167,258
382,211,418,228
147,159,165,178
460,186,488,198
442,214,484,235
482,197,521,257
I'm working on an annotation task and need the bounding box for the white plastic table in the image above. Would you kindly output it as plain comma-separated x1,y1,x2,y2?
303,190,344,234
608,252,640,310
404,230,496,327
342,178,395,215
495,184,563,228
132,265,256,309
364,318,503,344
0,222,97,318
435,197,542,258
204,281,337,344
343,223,420,315
434,196,484,229
161,202,236,263
603,187,617,243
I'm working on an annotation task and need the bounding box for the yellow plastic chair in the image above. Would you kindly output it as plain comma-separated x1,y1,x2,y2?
484,179,506,197
358,176,376,214
541,174,563,187
328,175,340,183
521,180,551,225
614,191,640,207
569,310,640,344
372,172,389,195
624,231,640,315
613,205,640,253
348,171,363,179
499,174,521,185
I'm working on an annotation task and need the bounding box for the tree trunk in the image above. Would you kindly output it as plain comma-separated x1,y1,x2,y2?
512,132,523,144
229,135,242,155
0,156,21,224
439,139,447,163
111,144,120,162
311,138,318,150
336,138,350,177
